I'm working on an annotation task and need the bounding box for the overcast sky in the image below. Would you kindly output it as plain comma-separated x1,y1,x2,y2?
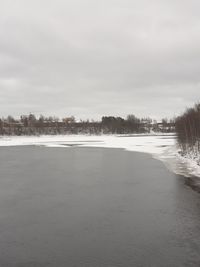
0,0,200,120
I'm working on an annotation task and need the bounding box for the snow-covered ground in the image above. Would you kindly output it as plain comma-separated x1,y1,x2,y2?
0,134,200,179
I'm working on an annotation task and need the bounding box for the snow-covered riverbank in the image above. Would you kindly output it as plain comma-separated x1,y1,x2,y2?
0,134,200,179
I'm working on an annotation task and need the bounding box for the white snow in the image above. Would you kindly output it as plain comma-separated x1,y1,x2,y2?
0,134,200,178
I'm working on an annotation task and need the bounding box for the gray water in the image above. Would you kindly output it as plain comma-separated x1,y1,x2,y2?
0,146,200,267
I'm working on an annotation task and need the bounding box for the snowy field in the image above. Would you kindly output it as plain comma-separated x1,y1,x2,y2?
0,134,200,179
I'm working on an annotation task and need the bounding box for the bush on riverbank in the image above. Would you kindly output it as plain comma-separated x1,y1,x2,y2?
175,103,200,165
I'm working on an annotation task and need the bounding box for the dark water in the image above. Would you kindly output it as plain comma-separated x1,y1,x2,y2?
0,146,200,267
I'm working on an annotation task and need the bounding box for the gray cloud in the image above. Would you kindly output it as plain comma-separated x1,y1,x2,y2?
0,0,200,120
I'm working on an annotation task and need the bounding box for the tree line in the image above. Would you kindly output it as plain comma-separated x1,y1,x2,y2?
0,113,175,136
175,103,200,157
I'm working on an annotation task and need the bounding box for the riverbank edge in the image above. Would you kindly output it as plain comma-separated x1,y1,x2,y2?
1,134,200,192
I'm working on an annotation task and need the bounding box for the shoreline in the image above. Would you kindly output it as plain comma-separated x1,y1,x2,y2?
185,176,200,193
1,134,200,190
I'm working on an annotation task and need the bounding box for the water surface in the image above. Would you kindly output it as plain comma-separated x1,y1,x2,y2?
0,146,200,266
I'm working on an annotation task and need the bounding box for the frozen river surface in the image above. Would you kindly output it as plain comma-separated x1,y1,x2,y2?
0,146,200,266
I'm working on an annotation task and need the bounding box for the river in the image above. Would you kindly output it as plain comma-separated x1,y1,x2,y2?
0,146,200,266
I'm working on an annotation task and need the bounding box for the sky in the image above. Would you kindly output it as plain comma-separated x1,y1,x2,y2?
0,0,200,120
